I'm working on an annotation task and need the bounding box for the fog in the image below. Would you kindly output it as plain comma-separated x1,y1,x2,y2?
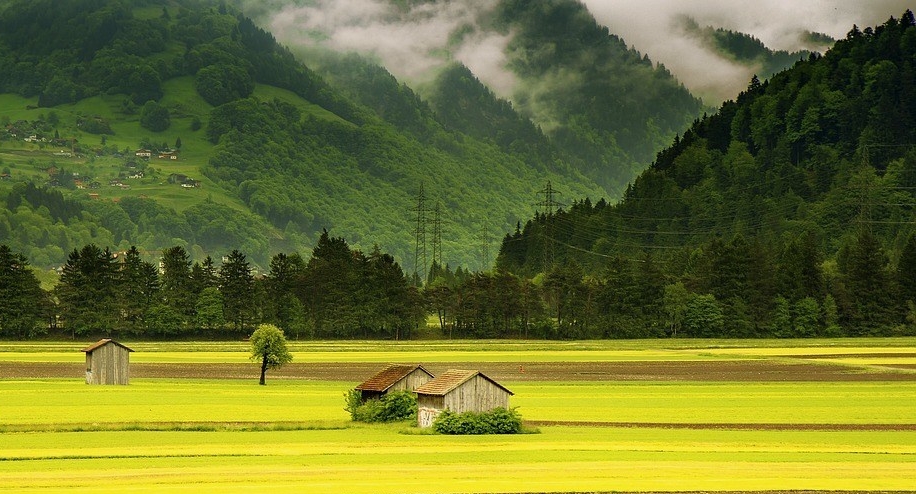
581,0,914,102
248,0,914,105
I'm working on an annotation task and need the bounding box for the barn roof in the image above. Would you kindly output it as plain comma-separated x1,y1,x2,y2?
81,338,134,353
414,369,513,396
355,364,434,392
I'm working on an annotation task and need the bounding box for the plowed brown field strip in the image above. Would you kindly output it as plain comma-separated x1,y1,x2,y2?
3,359,915,381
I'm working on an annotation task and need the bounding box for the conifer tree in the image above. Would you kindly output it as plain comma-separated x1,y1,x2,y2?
219,249,254,334
0,245,45,338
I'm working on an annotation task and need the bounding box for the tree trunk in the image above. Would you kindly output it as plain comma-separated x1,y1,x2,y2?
259,354,268,385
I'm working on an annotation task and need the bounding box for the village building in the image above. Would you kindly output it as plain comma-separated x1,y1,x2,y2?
135,149,152,158
414,369,513,428
81,339,134,385
355,364,434,401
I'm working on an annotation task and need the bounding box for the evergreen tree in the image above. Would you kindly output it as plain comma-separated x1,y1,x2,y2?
896,233,916,303
196,286,225,331
160,246,193,325
0,245,46,339
118,246,159,335
56,244,119,337
839,229,895,334
264,252,305,331
219,249,255,334
301,230,359,337
190,256,219,295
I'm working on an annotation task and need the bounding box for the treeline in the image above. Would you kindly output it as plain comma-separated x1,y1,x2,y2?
495,12,916,338
504,213,916,337
8,225,916,340
0,231,423,340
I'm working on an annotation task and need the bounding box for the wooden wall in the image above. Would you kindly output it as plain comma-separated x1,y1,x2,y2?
388,369,433,393
417,375,510,427
86,344,130,385
444,375,510,413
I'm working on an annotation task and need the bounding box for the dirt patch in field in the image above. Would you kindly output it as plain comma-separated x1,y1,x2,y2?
3,360,915,381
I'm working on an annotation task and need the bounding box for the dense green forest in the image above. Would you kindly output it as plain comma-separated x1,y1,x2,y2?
496,12,916,337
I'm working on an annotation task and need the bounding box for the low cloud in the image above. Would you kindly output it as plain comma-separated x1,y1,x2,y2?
260,0,508,86
581,0,913,103
245,1,913,105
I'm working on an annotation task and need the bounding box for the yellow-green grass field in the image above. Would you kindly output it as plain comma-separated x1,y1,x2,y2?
1,339,915,493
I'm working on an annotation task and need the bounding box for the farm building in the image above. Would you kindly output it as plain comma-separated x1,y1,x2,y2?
355,364,434,400
81,339,134,385
414,369,513,428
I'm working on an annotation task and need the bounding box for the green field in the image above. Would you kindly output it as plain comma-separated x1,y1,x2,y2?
1,339,915,493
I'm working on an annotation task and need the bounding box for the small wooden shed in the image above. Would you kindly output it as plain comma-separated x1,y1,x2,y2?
81,339,134,385
414,369,513,428
355,364,434,400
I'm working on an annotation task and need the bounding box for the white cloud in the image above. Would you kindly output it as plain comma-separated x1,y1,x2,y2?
264,0,509,86
581,0,913,102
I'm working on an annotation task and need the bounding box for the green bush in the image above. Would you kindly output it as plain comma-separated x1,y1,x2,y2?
344,390,418,423
432,407,522,435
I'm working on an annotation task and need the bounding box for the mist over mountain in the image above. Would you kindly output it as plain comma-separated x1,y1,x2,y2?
582,0,913,103
240,0,706,194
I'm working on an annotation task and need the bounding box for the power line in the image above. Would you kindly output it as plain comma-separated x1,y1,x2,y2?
536,181,564,271
410,184,429,283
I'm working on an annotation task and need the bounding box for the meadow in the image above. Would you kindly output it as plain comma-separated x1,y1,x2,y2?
1,338,915,493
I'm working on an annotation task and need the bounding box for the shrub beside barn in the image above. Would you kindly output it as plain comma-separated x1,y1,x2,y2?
414,369,513,428
81,339,133,385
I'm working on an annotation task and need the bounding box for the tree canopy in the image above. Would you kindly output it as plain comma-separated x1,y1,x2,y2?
249,323,292,385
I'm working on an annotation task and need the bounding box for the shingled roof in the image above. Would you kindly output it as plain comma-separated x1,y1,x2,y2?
81,339,134,353
414,369,513,396
355,364,433,392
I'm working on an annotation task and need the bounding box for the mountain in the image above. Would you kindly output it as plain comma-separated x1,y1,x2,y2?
679,16,825,80
0,0,614,272
259,0,707,196
497,12,916,337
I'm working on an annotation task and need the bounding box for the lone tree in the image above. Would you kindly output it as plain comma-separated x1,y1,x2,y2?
249,323,292,385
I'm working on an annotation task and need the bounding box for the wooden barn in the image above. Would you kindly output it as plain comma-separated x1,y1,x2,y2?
355,364,434,400
414,369,513,428
81,339,134,385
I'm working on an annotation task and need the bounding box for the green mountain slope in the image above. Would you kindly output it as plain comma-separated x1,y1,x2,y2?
497,12,916,336
490,0,707,194
247,0,707,197
0,0,605,271
680,16,827,81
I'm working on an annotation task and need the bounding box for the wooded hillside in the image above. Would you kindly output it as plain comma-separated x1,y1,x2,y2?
497,12,916,338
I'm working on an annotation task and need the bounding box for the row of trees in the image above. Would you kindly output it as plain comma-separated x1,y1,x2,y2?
0,230,424,340
5,225,916,340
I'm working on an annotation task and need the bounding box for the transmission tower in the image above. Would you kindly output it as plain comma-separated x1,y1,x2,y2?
536,181,563,272
429,201,443,271
411,184,429,284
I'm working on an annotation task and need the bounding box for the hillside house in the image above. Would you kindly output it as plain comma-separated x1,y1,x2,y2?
414,369,513,428
355,364,434,401
81,339,134,385
135,149,151,158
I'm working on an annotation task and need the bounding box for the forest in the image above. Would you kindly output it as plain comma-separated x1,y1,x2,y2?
496,12,916,338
